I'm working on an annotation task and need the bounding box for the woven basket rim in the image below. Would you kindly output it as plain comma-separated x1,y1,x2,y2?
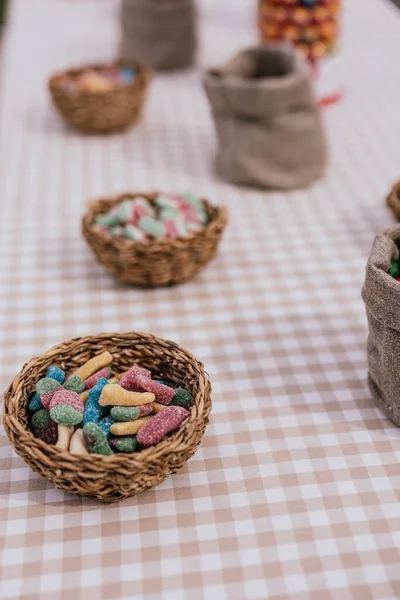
3,331,211,468
49,59,150,99
82,192,228,253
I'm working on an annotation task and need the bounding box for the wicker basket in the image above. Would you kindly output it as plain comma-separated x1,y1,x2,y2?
82,193,228,286
387,181,400,220
49,60,150,134
3,332,212,503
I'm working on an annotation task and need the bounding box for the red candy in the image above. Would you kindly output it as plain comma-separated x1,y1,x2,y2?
84,367,111,390
139,403,154,417
41,390,58,409
135,375,175,405
32,421,58,445
119,365,152,391
50,389,84,414
137,406,190,448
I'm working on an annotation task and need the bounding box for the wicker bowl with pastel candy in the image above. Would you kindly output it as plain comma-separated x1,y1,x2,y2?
3,332,212,502
49,60,151,133
82,191,228,287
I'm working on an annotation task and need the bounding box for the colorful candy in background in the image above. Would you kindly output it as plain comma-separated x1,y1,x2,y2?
54,65,137,94
94,193,208,242
388,258,400,281
258,0,341,62
28,352,192,455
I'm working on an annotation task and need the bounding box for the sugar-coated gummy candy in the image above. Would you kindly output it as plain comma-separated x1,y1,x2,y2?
83,377,109,426
110,417,152,436
99,384,154,407
32,421,58,445
138,216,165,239
138,403,154,417
132,197,156,221
75,351,113,381
389,259,400,279
171,389,193,408
123,224,148,242
110,406,140,422
36,377,61,400
152,402,166,414
31,408,51,430
137,406,190,448
117,199,134,223
98,415,115,438
50,389,84,413
164,218,188,239
182,192,208,224
63,374,85,394
28,392,43,413
110,225,124,237
70,429,89,455
135,375,175,405
55,424,74,451
84,367,111,391
155,195,180,210
46,365,65,384
95,211,121,228
83,423,114,456
109,435,140,453
50,404,83,426
159,206,179,222
119,365,151,391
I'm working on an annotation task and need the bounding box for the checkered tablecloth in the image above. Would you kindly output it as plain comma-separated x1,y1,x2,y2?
2,0,400,598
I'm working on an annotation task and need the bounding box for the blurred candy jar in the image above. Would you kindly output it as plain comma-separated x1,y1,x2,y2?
120,0,197,71
258,0,343,106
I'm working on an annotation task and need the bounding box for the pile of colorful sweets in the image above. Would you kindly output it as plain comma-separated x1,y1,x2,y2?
94,192,208,242
388,257,400,281
28,351,192,455
258,0,341,62
54,65,137,94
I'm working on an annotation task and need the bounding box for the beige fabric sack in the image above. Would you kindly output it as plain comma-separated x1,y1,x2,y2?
120,0,197,71
362,225,400,426
203,44,327,190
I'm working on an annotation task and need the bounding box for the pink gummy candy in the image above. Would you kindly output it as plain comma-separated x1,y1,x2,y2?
84,367,111,390
50,389,84,414
135,375,175,405
131,198,155,223
178,201,199,223
41,390,58,409
139,403,154,417
137,406,189,448
119,365,152,391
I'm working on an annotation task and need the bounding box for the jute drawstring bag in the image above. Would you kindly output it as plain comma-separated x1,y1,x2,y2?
203,44,327,190
120,0,197,71
362,225,400,426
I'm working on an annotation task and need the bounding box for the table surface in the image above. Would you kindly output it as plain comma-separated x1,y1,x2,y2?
2,0,400,599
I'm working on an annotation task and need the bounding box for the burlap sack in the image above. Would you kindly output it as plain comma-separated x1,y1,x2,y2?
203,44,327,190
362,225,400,426
120,0,197,71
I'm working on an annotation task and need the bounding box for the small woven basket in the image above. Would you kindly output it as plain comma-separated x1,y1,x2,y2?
49,60,150,134
3,332,212,503
82,193,228,286
387,181,400,220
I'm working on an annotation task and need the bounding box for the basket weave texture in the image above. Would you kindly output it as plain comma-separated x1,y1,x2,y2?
387,181,400,220
82,193,228,287
49,60,150,134
3,332,212,503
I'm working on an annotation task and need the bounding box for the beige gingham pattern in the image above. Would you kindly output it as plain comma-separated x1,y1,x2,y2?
2,0,400,598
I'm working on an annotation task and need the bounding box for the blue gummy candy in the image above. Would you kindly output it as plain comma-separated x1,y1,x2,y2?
98,415,115,438
28,392,43,412
46,365,65,384
83,378,109,426
155,380,169,386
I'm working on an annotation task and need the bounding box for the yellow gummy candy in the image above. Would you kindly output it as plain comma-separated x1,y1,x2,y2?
75,351,113,381
110,418,152,436
99,384,154,407
152,403,167,414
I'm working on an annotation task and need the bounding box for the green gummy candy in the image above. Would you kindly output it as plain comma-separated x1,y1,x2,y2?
138,216,165,239
36,377,60,397
31,408,51,430
110,226,124,237
110,435,140,453
50,404,83,426
123,225,145,241
117,199,134,223
110,406,140,422
171,389,193,408
159,207,179,222
388,258,400,279
182,191,202,207
95,211,121,228
63,375,84,393
83,423,114,456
